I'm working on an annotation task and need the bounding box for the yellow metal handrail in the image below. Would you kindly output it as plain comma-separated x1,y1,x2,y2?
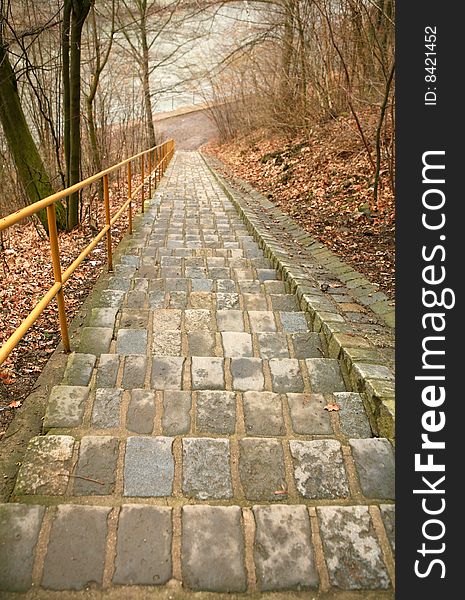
0,139,175,366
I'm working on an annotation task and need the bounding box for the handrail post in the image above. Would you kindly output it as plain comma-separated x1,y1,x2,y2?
140,155,145,213
127,161,133,234
154,149,158,186
103,174,113,272
46,204,70,353
148,151,152,197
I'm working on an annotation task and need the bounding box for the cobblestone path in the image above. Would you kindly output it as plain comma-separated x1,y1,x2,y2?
0,152,395,597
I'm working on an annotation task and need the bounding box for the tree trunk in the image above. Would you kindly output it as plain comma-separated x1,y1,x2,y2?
0,43,66,230
140,9,156,147
64,0,92,230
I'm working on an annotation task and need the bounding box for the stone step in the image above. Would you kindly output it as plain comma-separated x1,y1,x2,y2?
0,502,393,593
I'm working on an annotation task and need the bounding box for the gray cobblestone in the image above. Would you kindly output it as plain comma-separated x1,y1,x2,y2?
44,385,89,428
153,308,182,331
78,326,113,355
122,355,147,388
151,356,185,389
253,505,318,590
113,505,172,585
257,332,290,359
116,329,148,355
248,311,277,332
317,505,390,589
0,504,45,591
73,436,119,495
62,353,96,386
89,307,118,328
216,309,244,331
191,356,225,389
269,358,305,393
221,331,253,357
182,506,246,592
187,331,216,356
290,440,349,499
333,392,372,437
306,358,346,392
231,357,265,391
287,393,332,434
42,505,110,590
126,389,156,433
124,437,174,496
239,438,285,500
14,435,75,495
162,391,191,434
243,391,285,436
279,311,309,333
182,437,232,499
349,438,395,499
291,333,322,358
196,390,236,434
96,354,119,387
91,388,123,428
119,309,149,329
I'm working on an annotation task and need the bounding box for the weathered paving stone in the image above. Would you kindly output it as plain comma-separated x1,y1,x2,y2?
333,392,372,437
243,391,285,436
73,436,119,495
380,505,395,555
248,311,277,332
182,438,233,499
257,332,290,359
116,329,147,355
257,268,277,282
113,505,172,585
290,440,349,499
349,438,395,499
0,504,45,591
352,362,394,381
221,332,253,357
231,358,265,391
189,291,212,309
217,279,237,293
96,354,119,387
91,388,123,428
126,389,156,434
306,358,346,392
125,290,147,308
239,438,286,500
191,357,225,389
162,391,191,434
152,330,182,356
191,278,213,292
89,307,118,328
149,291,165,308
196,391,236,434
153,308,182,331
119,309,149,329
62,353,96,386
44,385,89,428
291,332,322,358
78,327,113,354
279,312,309,333
151,356,185,389
287,393,333,434
242,293,265,310
124,436,174,497
121,354,147,388
216,292,240,309
253,505,318,591
165,277,189,291
216,309,244,331
99,289,125,308
270,294,299,311
238,280,260,293
182,505,246,592
269,358,305,393
187,331,216,356
317,505,390,589
185,309,213,331
108,276,132,291
42,505,110,590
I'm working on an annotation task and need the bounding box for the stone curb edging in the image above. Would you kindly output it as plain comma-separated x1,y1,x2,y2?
201,153,395,440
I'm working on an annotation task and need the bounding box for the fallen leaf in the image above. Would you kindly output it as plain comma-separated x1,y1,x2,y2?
324,402,340,412
8,400,22,409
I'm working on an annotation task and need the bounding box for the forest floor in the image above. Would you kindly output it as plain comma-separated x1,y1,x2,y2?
203,111,395,301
